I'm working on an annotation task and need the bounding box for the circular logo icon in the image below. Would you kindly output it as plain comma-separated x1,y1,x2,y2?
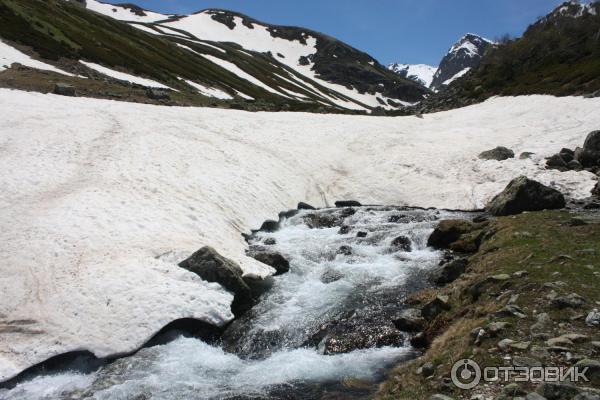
451,359,481,390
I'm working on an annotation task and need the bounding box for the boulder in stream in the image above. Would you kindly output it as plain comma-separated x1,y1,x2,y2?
179,246,254,316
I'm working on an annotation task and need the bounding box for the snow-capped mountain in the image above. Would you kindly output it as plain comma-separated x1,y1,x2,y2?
387,63,437,88
0,0,427,113
429,33,494,91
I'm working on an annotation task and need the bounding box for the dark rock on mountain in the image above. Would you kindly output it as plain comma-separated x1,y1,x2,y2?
430,34,494,91
249,251,290,275
179,246,253,316
584,130,600,152
53,83,76,97
478,146,515,161
356,231,368,238
486,176,566,216
593,181,600,196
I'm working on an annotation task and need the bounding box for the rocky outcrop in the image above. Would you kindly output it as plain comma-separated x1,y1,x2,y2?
478,146,515,161
486,176,565,216
431,258,468,285
179,246,254,316
427,219,478,249
546,131,600,173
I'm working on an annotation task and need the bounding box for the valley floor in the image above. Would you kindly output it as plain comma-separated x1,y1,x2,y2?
0,90,599,382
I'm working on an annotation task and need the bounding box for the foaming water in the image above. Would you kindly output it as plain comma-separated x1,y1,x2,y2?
1,206,468,399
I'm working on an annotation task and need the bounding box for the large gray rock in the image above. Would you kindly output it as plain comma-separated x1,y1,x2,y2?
584,130,600,153
179,246,253,316
427,219,475,248
478,146,515,161
486,176,566,216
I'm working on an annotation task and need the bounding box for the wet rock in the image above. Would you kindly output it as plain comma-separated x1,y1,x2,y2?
449,230,485,253
336,245,353,256
297,202,316,210
551,293,586,309
303,213,340,229
179,246,253,316
392,308,425,332
356,231,368,238
546,154,569,171
259,219,279,232
390,235,412,252
486,176,566,216
568,160,583,171
478,146,515,161
53,83,76,97
584,130,600,153
427,219,475,249
586,309,600,327
311,320,404,355
520,152,535,159
338,225,351,234
431,258,468,285
263,237,276,245
422,295,450,320
320,269,344,284
559,148,575,163
335,200,362,207
250,251,290,275
536,382,581,400
593,182,600,197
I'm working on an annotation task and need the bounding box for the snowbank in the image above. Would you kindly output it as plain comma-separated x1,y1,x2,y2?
1,90,599,382
0,40,74,76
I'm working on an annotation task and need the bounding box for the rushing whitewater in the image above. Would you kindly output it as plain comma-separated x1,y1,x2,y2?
2,206,470,399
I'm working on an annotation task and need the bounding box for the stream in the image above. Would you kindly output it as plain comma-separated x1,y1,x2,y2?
1,206,471,400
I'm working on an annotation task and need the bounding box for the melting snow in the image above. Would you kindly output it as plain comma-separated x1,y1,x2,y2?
443,67,471,85
80,61,171,89
182,79,233,100
0,40,74,76
85,0,172,23
1,91,599,382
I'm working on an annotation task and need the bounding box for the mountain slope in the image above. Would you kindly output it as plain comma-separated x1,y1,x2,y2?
0,0,428,113
387,63,437,87
417,1,600,113
429,33,494,91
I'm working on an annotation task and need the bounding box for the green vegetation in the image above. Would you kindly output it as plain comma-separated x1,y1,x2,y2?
378,210,600,399
457,2,600,100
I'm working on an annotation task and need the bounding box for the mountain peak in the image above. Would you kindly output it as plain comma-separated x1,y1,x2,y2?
429,33,494,91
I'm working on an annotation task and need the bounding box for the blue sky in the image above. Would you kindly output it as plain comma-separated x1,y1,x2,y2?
105,0,566,66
